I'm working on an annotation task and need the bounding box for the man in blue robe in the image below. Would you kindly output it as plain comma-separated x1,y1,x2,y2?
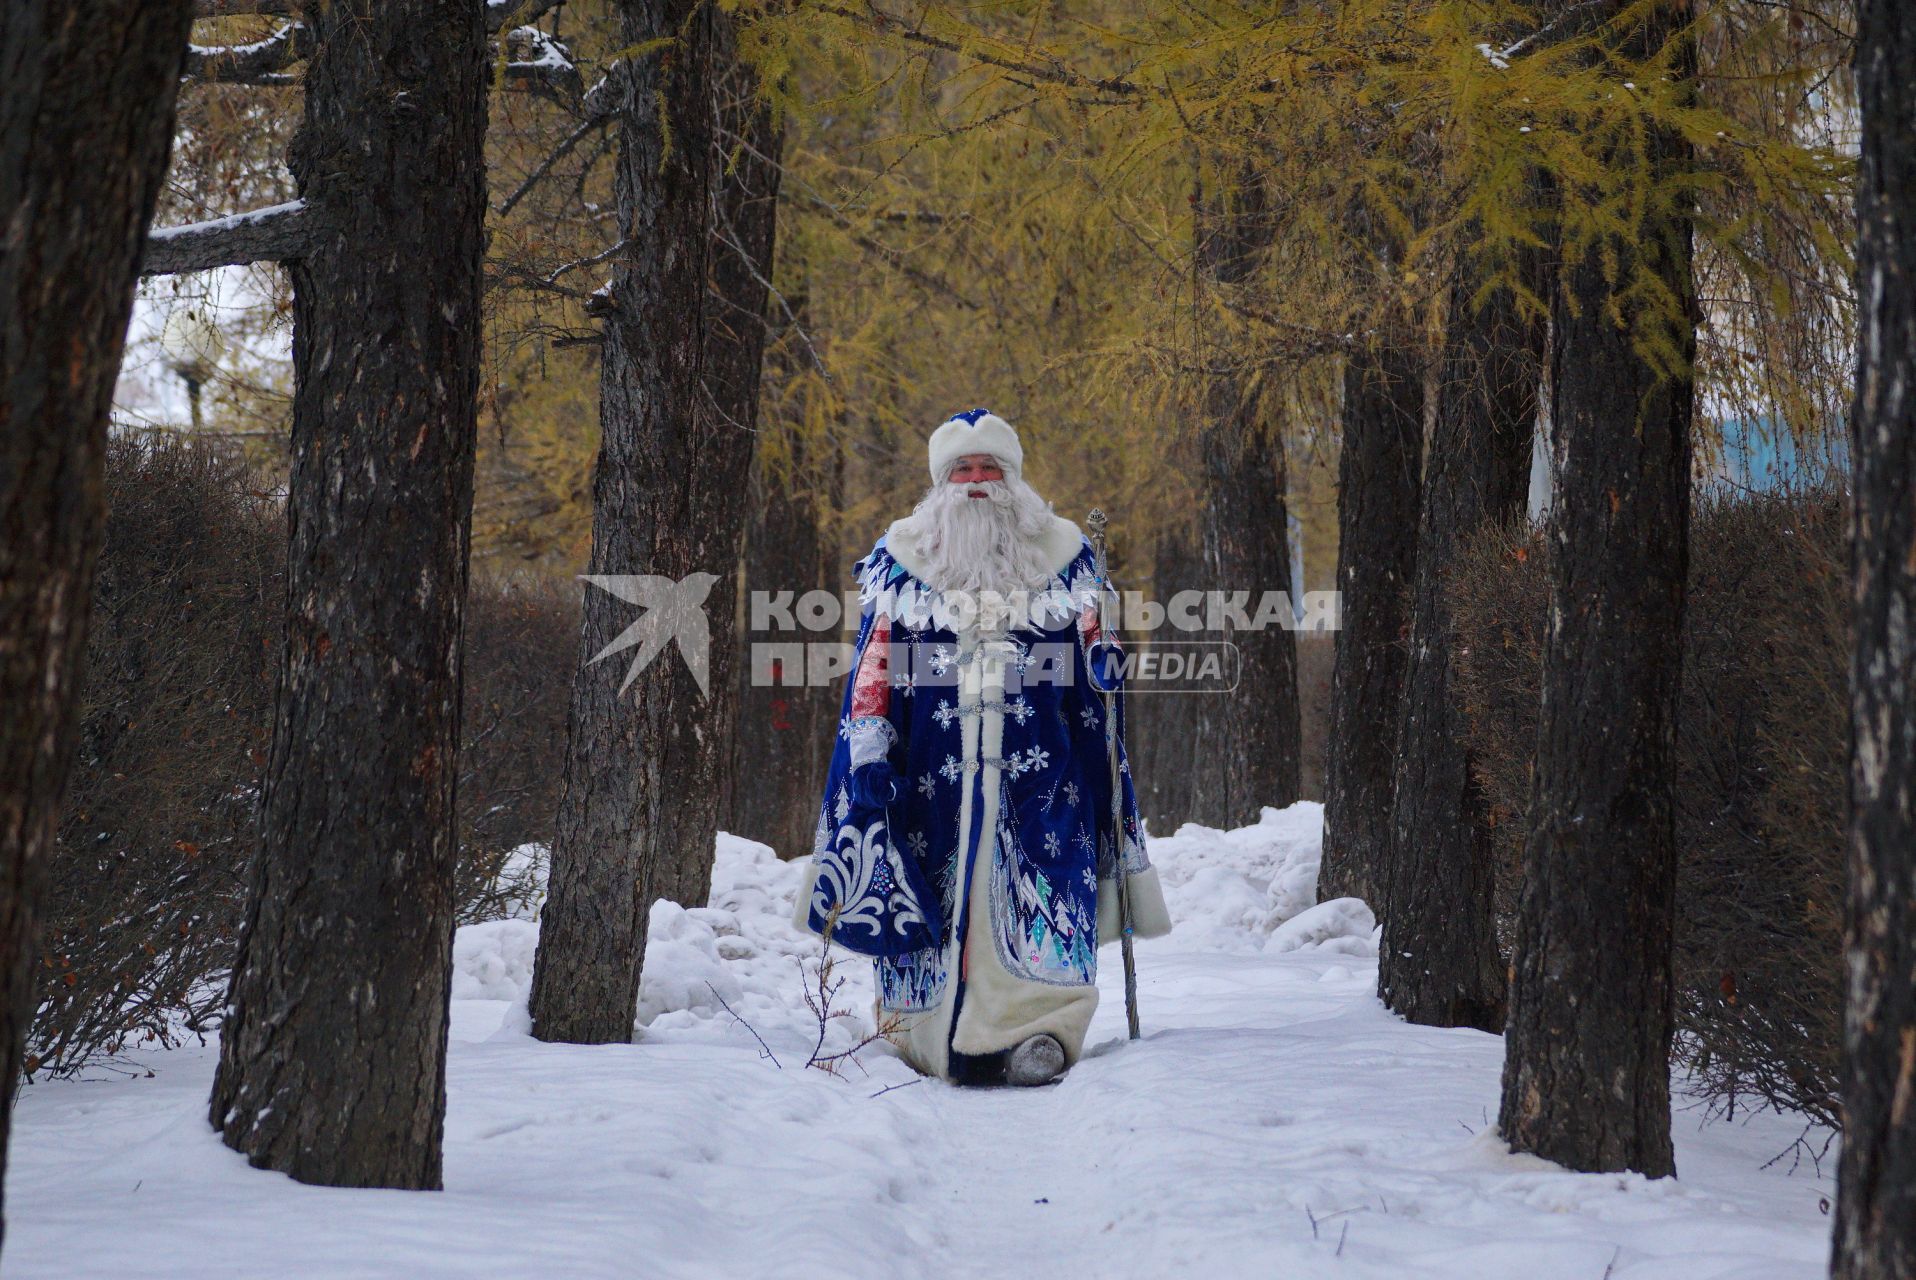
789,410,1172,1085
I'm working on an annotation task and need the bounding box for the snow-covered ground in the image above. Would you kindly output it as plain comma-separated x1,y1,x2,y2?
7,805,1835,1278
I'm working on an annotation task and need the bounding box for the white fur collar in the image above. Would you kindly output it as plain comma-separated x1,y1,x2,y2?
883,512,1084,587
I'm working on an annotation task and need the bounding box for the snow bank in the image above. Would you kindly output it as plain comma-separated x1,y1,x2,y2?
451,804,1360,1041
451,919,539,1003
1144,801,1371,955
637,835,873,1047
1269,896,1376,955
451,833,879,1060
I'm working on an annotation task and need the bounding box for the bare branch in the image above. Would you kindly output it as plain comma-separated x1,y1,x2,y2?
495,113,611,217
193,0,566,29
182,20,311,85
808,2,1146,98
141,200,316,276
192,0,296,16
485,0,568,36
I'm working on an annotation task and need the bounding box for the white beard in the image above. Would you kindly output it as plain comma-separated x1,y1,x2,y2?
894,475,1057,599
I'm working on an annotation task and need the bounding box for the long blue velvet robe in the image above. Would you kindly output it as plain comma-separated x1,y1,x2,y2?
800,535,1149,1013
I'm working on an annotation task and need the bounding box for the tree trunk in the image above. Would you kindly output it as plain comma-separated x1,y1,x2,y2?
1196,395,1302,825
729,425,839,859
708,47,822,862
1317,344,1423,905
705,17,781,456
1131,525,1205,831
1182,167,1301,828
1832,0,1916,1272
1378,272,1541,1032
1498,0,1694,1180
529,1,750,1043
207,0,488,1188
0,0,194,1243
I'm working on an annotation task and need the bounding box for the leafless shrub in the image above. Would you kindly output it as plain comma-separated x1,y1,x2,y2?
801,924,902,1078
454,575,574,923
33,435,279,1075
31,435,575,1076
1448,488,1847,1126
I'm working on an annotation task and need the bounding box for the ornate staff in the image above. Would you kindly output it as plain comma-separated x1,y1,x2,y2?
1086,508,1141,1040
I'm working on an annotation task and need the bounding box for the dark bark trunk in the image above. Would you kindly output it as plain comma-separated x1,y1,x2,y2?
1378,272,1541,1032
1498,0,1694,1180
0,0,194,1244
1178,168,1301,828
529,1,755,1043
1196,395,1302,824
207,0,489,1188
728,438,838,859
1317,344,1424,905
1133,526,1206,831
708,50,823,862
1832,0,1916,1273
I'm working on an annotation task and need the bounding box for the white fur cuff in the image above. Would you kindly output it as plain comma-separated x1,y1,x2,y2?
1097,864,1173,945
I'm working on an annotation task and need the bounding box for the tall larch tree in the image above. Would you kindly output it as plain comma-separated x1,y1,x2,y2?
0,0,195,1244
208,0,491,1188
1317,337,1423,904
1378,266,1541,1032
1498,0,1696,1178
529,1,763,1042
1832,0,1916,1272
1195,169,1302,825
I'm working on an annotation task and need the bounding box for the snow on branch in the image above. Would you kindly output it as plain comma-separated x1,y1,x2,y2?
1478,0,1615,67
191,0,562,25
503,25,584,102
184,3,573,95
486,0,568,37
182,20,311,85
141,200,315,276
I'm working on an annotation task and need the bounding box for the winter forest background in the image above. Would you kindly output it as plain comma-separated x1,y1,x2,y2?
0,1,1911,1277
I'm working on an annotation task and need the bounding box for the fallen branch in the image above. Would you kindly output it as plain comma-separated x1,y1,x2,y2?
706,982,781,1068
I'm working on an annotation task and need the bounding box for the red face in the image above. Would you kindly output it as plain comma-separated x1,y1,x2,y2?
948,453,1004,497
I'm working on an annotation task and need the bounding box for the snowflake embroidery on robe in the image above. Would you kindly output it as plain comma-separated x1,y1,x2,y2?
808,530,1150,983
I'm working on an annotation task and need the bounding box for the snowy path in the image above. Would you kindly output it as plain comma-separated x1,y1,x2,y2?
6,808,1835,1278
